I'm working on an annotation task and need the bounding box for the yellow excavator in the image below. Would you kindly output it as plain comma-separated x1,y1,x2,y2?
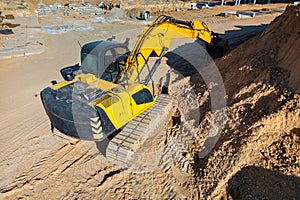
41,15,226,164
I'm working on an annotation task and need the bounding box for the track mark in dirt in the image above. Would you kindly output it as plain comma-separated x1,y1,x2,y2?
0,141,86,194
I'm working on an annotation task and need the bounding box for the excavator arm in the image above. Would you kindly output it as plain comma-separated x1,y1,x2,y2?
121,15,226,82
40,15,226,144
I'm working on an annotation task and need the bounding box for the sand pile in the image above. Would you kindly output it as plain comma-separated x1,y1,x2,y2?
219,4,300,98
182,4,300,199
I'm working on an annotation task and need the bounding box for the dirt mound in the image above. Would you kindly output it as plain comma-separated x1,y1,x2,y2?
105,7,127,19
227,165,300,199
219,4,300,99
184,4,300,199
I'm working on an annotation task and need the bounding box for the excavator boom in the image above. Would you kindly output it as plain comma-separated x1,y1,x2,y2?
122,15,226,82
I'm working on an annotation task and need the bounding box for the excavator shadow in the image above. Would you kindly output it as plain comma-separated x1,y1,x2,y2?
95,130,121,157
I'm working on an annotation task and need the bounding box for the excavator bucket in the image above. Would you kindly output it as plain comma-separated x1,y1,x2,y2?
206,33,229,59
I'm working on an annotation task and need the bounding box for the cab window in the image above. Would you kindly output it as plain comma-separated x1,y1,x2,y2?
81,53,98,75
115,47,129,68
132,88,153,105
115,47,129,57
104,49,114,69
102,49,119,82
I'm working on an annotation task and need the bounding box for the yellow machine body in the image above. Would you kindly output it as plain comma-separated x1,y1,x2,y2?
40,15,226,141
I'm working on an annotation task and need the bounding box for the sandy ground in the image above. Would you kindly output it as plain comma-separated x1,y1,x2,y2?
1,3,299,199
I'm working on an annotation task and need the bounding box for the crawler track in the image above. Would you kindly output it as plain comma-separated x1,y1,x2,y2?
106,94,177,167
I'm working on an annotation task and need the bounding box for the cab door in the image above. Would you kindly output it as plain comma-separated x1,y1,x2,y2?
101,46,129,83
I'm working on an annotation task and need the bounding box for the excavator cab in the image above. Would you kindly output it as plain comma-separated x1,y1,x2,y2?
81,40,130,83
61,40,130,83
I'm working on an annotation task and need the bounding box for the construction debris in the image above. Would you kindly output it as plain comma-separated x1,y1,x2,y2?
37,2,103,17
0,25,13,35
219,7,285,18
5,14,14,20
190,2,211,10
0,16,43,59
43,25,92,34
